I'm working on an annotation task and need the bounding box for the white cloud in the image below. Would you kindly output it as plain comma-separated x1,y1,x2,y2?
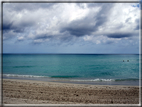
17,36,24,41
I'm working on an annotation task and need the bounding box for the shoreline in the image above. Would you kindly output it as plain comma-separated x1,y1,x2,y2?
3,75,140,86
3,79,140,104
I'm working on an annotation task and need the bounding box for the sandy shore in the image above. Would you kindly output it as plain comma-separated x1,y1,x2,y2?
3,79,139,104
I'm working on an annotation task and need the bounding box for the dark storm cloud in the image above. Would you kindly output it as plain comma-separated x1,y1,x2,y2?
3,12,36,40
3,21,32,40
106,33,133,38
92,3,113,30
60,21,95,37
3,18,35,32
3,22,25,33
60,12,96,37
64,27,94,37
61,3,114,37
2,21,13,31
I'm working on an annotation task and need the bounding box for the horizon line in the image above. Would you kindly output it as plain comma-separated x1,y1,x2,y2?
2,53,140,55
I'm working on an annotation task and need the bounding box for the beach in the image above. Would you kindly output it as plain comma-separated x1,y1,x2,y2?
3,79,139,104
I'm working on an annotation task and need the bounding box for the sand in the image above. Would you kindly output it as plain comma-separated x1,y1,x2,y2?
2,79,140,104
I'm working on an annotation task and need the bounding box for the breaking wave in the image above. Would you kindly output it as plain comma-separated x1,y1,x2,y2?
3,74,47,78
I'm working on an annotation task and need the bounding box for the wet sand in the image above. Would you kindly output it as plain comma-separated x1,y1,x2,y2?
3,79,139,104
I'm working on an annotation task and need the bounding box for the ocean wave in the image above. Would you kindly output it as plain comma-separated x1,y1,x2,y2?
3,74,139,82
71,78,115,82
70,78,139,82
3,74,47,78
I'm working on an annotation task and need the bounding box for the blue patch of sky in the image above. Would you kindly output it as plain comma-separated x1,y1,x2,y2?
132,3,140,8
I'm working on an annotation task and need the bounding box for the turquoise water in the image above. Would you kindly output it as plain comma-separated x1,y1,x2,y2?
3,54,140,86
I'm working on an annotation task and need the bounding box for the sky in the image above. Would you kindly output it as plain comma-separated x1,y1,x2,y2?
2,2,140,54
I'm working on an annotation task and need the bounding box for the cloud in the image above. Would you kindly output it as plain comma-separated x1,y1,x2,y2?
17,36,25,41
60,22,95,37
60,3,114,38
2,21,13,31
106,33,133,38
3,3,140,46
3,3,55,12
134,18,140,30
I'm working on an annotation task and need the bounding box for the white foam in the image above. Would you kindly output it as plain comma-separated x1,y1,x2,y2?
3,74,115,82
71,78,115,82
3,74,47,78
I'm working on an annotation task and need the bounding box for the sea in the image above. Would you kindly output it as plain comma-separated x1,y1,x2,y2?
2,54,140,86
